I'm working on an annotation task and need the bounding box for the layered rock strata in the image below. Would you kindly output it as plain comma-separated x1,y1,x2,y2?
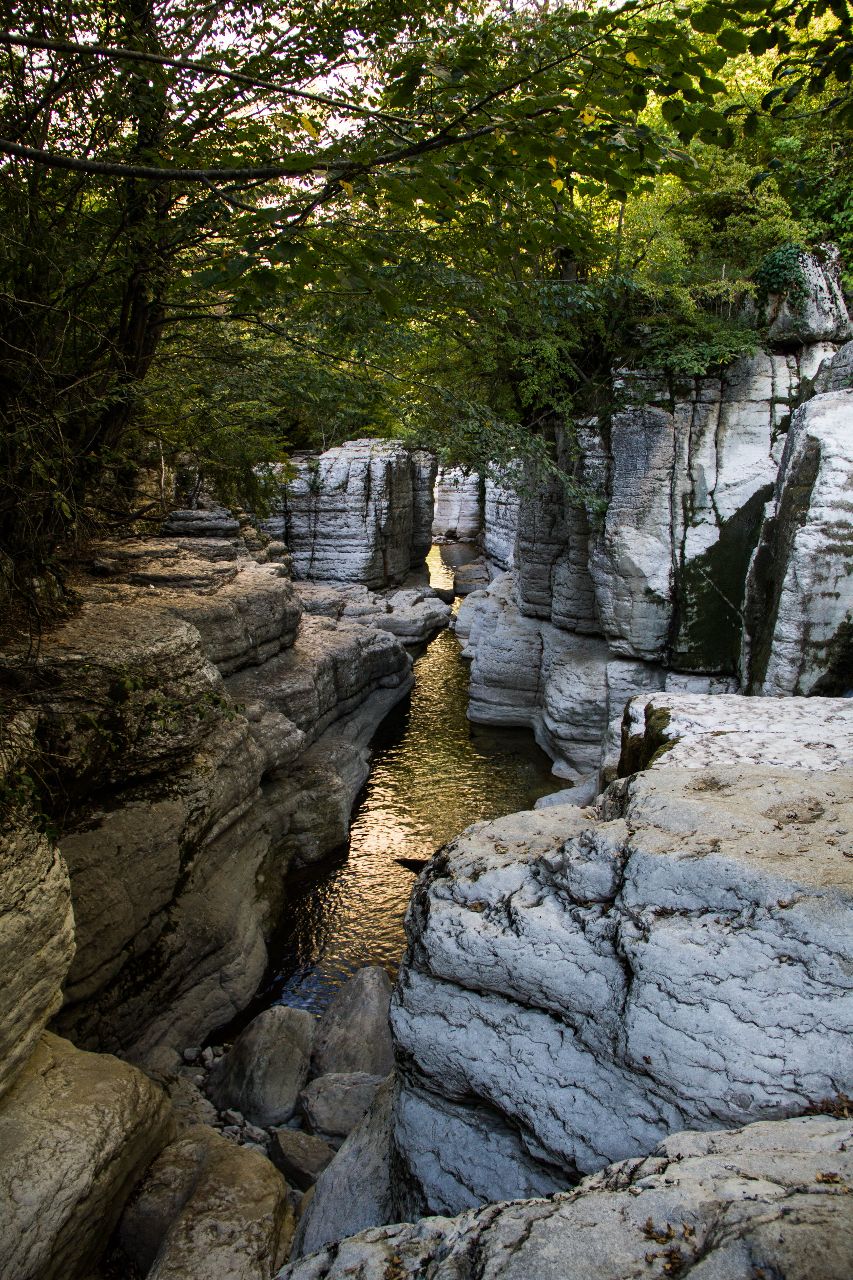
386,694,853,1216
280,1115,853,1280
432,467,482,542
460,265,852,779
1,534,414,1062
266,440,435,587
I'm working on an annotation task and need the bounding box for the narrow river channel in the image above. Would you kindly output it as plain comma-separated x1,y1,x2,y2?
248,546,561,1016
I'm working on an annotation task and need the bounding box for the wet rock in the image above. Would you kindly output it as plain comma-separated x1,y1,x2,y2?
119,1124,293,1280
270,1129,337,1191
291,1076,395,1258
743,389,853,695
452,556,490,595
0,1032,174,1280
300,1073,386,1141
209,1006,315,1128
432,467,482,542
278,1115,853,1280
0,812,74,1099
312,967,394,1078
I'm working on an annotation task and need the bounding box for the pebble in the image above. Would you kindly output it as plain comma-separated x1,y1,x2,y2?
221,1125,242,1140
244,1123,269,1145
223,1108,244,1126
201,1046,215,1067
183,1047,202,1063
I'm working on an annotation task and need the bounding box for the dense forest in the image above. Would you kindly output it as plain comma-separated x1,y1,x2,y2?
0,0,851,618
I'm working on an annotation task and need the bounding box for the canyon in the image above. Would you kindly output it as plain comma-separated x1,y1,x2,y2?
0,251,851,1280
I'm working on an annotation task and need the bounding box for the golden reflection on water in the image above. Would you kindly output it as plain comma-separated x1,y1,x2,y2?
252,546,561,1014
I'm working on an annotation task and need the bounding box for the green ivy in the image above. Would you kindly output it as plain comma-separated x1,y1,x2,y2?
754,243,809,314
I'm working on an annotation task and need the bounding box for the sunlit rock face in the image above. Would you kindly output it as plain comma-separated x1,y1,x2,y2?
271,440,434,587
764,243,852,347
278,1115,853,1280
742,389,853,696
387,693,853,1216
432,467,482,542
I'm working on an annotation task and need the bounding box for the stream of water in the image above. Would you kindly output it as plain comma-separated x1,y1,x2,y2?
247,546,560,1016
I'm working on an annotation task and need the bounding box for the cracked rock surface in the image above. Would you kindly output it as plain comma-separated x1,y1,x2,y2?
388,748,853,1213
277,1115,853,1280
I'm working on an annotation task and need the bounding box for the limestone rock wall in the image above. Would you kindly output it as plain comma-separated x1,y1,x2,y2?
0,534,415,1063
270,440,435,587
462,253,851,781
432,467,482,542
387,694,853,1217
743,385,853,695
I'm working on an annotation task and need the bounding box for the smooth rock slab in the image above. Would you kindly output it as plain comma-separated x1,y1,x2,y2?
278,1116,853,1280
210,1006,315,1128
300,1073,385,1141
0,1032,174,1280
312,966,394,1078
119,1124,293,1280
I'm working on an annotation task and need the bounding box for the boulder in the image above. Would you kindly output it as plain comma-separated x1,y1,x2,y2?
0,1033,174,1280
389,753,853,1213
277,1115,853,1280
210,1006,316,1128
300,1073,386,1141
270,1129,336,1191
291,1077,395,1259
743,389,853,695
312,967,394,1077
432,467,482,542
119,1124,293,1280
0,814,74,1099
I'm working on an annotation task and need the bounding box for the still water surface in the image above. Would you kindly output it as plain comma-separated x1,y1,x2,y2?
251,546,560,1015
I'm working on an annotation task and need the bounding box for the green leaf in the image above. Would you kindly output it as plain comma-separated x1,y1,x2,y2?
717,28,750,53
690,6,726,34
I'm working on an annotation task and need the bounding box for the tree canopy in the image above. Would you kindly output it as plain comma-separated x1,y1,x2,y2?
0,0,850,622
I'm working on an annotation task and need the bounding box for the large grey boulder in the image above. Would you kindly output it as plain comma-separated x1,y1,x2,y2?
278,1115,853,1280
300,1073,386,1141
119,1124,293,1280
0,809,74,1099
432,467,482,542
210,1006,316,1127
312,967,394,1077
0,1032,174,1280
291,1076,395,1259
743,389,853,695
389,744,853,1214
